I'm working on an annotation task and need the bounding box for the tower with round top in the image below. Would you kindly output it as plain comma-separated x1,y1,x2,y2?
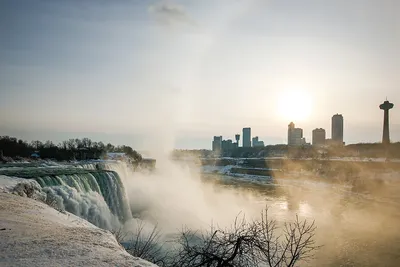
379,100,394,145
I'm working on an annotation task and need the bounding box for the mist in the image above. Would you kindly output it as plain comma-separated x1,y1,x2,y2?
109,157,400,266
114,160,262,232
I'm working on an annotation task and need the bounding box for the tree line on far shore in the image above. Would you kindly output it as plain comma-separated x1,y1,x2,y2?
0,136,142,162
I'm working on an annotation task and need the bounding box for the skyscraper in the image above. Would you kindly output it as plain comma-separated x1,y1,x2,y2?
288,122,305,146
242,128,251,148
312,128,326,146
331,114,344,145
288,122,295,144
221,139,233,151
252,136,264,147
212,136,222,152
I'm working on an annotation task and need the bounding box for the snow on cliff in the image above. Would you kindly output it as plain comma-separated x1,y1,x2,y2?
0,190,157,267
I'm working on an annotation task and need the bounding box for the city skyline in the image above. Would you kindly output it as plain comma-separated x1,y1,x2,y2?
2,98,398,150
211,106,395,150
1,1,399,150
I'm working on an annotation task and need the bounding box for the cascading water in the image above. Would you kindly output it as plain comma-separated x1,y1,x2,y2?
0,164,132,230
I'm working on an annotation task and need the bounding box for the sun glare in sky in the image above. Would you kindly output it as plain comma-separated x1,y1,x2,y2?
277,89,313,122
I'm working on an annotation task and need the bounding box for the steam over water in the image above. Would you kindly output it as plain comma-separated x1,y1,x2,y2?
2,160,400,266
109,160,400,267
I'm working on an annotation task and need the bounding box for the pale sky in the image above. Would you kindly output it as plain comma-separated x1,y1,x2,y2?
0,0,399,150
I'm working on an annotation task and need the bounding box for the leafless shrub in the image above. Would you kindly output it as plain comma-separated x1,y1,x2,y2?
171,207,319,267
255,208,318,267
111,208,319,267
114,221,170,266
111,227,127,245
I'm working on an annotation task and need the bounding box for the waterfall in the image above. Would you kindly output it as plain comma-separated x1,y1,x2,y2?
0,165,132,230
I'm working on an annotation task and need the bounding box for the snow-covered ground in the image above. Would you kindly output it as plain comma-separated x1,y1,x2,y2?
0,190,157,267
201,165,274,181
201,164,235,175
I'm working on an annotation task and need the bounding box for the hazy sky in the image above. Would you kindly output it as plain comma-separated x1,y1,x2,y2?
1,0,399,150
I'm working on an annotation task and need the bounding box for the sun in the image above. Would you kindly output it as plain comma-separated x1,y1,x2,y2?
276,89,313,122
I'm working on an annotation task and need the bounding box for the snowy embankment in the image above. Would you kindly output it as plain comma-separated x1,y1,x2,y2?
201,164,235,175
0,178,157,267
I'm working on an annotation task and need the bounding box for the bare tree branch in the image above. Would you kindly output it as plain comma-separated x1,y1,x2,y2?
171,206,319,267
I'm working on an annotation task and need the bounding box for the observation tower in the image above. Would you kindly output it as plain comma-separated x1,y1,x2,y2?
379,100,394,145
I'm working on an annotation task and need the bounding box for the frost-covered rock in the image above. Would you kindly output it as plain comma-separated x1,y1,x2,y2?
0,192,158,267
12,180,46,201
0,176,45,200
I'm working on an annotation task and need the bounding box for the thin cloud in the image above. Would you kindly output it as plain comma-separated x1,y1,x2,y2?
148,1,196,27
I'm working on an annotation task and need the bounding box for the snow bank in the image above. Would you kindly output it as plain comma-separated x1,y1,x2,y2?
202,164,235,174
0,175,33,192
0,175,46,202
0,192,157,267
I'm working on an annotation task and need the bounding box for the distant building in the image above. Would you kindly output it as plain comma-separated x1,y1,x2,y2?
288,122,305,146
221,139,233,151
212,136,222,152
252,136,264,147
243,128,251,148
332,114,344,145
379,100,394,145
312,128,326,146
288,122,295,145
235,134,240,147
252,137,258,147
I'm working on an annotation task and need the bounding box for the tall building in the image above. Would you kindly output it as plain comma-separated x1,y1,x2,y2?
312,128,326,146
242,128,251,148
252,136,258,147
221,139,233,151
331,114,344,145
379,100,394,145
252,136,264,147
288,122,305,146
235,134,240,147
288,122,295,144
212,136,222,152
